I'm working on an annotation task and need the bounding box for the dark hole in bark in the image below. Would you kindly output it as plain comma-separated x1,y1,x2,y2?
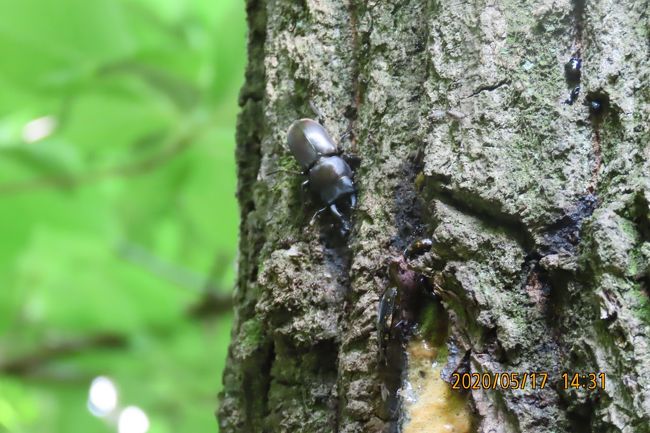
539,194,597,256
565,399,596,433
585,91,610,122
633,192,650,242
482,327,507,362
633,192,650,296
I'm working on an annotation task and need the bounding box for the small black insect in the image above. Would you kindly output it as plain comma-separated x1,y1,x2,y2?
377,286,397,363
564,57,582,83
287,119,357,235
404,238,433,260
589,99,603,114
564,85,581,105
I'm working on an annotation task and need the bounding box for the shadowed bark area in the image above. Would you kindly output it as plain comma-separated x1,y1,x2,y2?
219,0,650,432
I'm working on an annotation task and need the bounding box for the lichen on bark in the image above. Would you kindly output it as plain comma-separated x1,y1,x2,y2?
219,0,650,432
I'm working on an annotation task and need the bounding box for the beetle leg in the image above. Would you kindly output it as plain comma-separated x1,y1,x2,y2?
309,206,328,226
349,193,357,210
564,85,580,105
301,179,310,192
329,203,350,233
339,128,352,144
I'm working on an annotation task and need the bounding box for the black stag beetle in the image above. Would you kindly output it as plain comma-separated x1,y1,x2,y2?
377,238,436,363
286,116,358,236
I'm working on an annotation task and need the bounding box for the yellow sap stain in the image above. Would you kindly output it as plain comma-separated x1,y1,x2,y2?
402,340,472,433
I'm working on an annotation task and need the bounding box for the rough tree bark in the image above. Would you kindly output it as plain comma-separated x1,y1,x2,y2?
219,0,650,432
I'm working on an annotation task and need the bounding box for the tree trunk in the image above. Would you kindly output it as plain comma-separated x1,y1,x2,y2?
219,0,650,432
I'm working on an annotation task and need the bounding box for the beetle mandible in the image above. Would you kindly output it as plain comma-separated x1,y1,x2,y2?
287,119,357,235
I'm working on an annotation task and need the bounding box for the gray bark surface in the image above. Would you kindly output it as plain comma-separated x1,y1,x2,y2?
219,0,650,432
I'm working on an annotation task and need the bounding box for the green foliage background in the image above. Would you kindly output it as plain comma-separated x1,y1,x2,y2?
0,0,245,431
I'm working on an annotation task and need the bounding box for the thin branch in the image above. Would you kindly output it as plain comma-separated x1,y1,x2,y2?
187,292,233,318
117,242,234,318
0,333,127,376
0,132,194,194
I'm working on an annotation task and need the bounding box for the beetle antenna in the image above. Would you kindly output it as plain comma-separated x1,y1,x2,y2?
265,167,302,176
309,101,326,125
339,128,353,144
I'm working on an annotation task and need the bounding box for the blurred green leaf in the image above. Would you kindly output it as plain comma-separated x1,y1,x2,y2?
0,0,244,431
0,0,134,93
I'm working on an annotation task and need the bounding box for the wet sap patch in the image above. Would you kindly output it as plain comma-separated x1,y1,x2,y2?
402,339,472,433
398,298,472,432
377,245,476,432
